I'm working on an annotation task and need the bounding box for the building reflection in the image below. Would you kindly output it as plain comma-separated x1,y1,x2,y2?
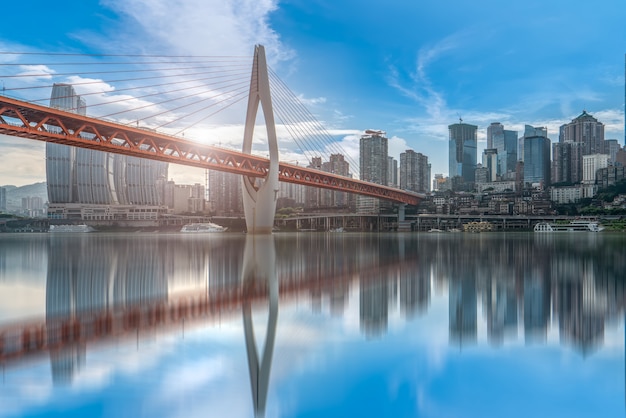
45,235,169,383
2,231,621,386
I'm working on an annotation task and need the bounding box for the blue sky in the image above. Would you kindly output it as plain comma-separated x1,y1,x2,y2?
0,0,625,186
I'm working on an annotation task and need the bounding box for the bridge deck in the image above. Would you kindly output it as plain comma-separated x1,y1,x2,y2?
0,95,421,205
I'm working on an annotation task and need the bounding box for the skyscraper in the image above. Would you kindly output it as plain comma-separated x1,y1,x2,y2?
323,154,350,207
358,130,388,214
482,148,498,182
523,125,551,188
552,142,572,184
399,150,430,193
387,156,398,187
486,122,518,178
207,170,243,215
448,122,477,185
558,111,605,183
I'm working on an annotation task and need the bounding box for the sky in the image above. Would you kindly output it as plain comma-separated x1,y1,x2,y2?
0,0,625,187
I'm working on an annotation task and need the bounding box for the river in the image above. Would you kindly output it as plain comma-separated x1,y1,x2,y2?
0,231,624,417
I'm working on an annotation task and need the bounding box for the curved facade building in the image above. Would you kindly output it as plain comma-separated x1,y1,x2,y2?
46,83,168,211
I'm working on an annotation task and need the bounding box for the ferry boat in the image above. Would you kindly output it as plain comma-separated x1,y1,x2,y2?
180,222,228,233
533,220,604,233
49,224,95,233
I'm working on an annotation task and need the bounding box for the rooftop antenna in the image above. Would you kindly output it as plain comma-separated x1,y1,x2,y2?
457,113,463,124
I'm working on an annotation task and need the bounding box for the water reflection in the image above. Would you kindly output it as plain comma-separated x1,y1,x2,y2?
242,235,278,418
0,232,625,414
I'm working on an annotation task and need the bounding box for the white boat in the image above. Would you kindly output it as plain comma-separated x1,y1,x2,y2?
428,228,444,233
49,224,95,233
329,227,345,232
180,222,227,233
534,220,604,233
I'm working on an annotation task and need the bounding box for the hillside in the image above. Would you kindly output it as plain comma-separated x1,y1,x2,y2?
1,182,48,210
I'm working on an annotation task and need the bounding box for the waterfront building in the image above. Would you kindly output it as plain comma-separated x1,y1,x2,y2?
523,125,551,188
46,83,168,220
399,150,430,193
358,130,388,214
448,122,477,185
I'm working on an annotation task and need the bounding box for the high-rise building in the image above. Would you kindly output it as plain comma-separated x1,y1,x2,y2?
399,150,430,193
387,156,398,188
482,148,498,182
582,154,609,184
523,125,551,188
474,164,489,184
358,130,388,214
448,122,477,184
486,123,517,178
322,154,350,207
558,111,605,183
207,170,243,215
552,142,572,184
46,83,168,219
604,139,620,163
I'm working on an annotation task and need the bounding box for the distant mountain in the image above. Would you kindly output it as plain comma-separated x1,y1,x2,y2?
2,182,48,210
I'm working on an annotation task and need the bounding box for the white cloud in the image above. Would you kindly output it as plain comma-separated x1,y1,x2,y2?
101,0,294,65
17,64,55,80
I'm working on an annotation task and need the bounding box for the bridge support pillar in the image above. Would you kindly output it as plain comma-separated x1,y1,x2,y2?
398,204,406,222
241,45,280,234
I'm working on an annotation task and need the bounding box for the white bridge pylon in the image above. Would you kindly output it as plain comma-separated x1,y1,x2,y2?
241,45,280,234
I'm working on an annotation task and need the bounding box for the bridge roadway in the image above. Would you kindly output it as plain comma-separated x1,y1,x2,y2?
0,254,409,368
0,95,422,206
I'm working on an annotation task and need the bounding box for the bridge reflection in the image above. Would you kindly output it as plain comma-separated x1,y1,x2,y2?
0,233,625,414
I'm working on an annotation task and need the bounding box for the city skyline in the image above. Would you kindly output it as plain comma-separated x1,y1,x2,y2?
0,0,624,187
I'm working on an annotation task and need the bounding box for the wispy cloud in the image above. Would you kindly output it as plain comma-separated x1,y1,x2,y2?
296,94,326,106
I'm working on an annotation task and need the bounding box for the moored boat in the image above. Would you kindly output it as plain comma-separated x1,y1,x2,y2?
534,220,604,232
180,222,228,233
49,224,95,233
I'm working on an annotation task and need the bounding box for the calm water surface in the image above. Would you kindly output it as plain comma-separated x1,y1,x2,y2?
0,232,624,417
